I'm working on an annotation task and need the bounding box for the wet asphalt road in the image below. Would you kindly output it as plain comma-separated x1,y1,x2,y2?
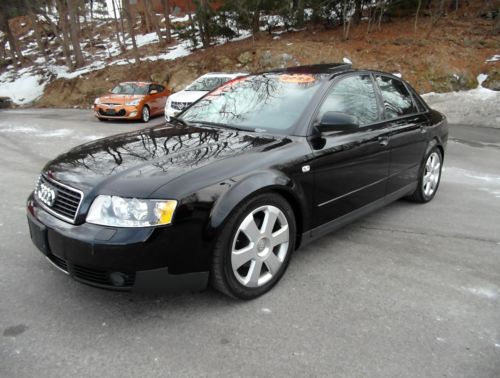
0,109,499,378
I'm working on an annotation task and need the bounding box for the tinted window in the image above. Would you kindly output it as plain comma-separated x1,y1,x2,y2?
111,83,149,95
317,75,379,127
376,76,418,118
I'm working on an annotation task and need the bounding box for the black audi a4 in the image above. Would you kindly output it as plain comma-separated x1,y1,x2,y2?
27,64,447,299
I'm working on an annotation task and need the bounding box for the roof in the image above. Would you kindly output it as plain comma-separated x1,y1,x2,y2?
263,63,352,76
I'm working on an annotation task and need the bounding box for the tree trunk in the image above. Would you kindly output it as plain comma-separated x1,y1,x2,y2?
353,0,362,25
187,11,198,48
195,0,211,48
122,0,140,62
160,0,172,41
145,0,164,46
414,0,422,33
67,0,85,68
111,0,126,53
0,13,22,69
296,0,305,27
27,5,49,64
55,0,74,70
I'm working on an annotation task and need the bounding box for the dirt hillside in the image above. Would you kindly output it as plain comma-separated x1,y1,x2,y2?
37,12,499,108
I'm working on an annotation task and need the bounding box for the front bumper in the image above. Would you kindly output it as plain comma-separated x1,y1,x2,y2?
26,194,209,293
94,105,140,120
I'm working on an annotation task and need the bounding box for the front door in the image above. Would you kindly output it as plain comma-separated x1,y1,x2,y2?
310,74,391,229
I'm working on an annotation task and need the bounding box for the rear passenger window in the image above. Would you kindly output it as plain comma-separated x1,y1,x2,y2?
376,76,418,119
317,75,379,127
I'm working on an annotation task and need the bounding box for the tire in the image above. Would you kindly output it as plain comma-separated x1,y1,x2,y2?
141,106,150,123
408,146,443,203
211,193,296,300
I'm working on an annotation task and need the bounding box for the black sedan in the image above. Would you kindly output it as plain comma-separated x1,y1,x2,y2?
27,64,448,299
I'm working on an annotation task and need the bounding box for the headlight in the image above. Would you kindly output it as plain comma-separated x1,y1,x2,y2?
94,98,101,105
86,195,177,227
126,99,141,106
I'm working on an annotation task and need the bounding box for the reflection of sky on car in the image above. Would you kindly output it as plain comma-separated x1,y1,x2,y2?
182,74,325,132
49,126,282,179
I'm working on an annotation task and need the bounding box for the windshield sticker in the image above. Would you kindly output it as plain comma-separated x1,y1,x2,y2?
279,74,316,84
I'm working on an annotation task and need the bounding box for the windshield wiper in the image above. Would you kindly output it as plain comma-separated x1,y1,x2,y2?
192,120,253,132
169,116,190,127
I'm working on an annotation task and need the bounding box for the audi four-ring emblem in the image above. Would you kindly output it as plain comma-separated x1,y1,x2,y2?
37,182,57,207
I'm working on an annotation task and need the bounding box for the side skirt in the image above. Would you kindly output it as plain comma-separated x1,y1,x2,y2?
300,183,417,247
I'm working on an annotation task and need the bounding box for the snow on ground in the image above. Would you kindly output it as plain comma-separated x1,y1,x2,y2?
485,55,500,62
423,74,500,128
0,69,46,105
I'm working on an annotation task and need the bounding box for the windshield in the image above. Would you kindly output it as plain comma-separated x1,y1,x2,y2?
185,76,233,92
180,74,324,133
111,83,149,95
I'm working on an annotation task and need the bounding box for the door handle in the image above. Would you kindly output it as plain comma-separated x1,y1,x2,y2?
378,136,389,146
420,125,427,134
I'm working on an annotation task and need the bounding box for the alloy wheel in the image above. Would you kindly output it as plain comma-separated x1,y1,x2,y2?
142,106,150,122
231,205,290,288
423,151,441,197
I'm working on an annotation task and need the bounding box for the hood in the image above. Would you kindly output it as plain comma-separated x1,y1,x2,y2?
169,90,208,104
44,124,289,198
98,94,144,104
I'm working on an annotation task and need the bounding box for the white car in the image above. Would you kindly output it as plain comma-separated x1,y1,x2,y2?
164,72,247,121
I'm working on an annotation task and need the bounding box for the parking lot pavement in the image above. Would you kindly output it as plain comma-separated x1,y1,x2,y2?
1,109,499,378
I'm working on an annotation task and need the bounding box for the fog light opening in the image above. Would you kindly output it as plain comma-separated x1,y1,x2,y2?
130,111,137,117
109,271,127,287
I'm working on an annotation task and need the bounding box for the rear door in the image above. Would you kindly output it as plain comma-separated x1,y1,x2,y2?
374,75,429,194
310,73,391,230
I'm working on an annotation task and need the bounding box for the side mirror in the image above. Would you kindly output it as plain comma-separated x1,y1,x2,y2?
150,89,158,94
316,111,359,134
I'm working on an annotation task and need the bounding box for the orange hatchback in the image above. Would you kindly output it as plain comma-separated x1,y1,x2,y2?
93,82,170,123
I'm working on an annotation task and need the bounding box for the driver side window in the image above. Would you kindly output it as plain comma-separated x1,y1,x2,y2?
317,75,379,127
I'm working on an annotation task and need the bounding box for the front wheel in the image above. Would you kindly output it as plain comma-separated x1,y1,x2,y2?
211,193,296,300
408,146,443,203
141,106,150,123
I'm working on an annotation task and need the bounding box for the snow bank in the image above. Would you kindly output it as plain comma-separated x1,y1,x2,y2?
423,75,500,128
0,70,46,105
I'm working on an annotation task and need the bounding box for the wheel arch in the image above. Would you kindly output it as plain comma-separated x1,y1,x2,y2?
207,170,308,249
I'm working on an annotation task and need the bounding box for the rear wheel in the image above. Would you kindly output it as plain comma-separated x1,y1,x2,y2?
211,193,296,299
408,146,443,203
141,106,150,123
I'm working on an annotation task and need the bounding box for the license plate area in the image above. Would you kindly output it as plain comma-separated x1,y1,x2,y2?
28,216,50,255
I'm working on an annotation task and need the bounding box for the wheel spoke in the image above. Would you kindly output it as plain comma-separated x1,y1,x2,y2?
246,260,263,287
264,252,282,275
261,207,279,236
232,244,255,270
240,214,261,241
271,226,289,248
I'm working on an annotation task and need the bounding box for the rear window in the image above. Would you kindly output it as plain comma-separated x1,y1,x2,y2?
376,76,418,119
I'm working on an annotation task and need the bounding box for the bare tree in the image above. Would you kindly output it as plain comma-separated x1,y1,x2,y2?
67,0,85,68
110,0,125,52
0,12,23,69
55,0,74,69
144,0,164,46
122,0,140,62
160,0,172,41
25,0,49,64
